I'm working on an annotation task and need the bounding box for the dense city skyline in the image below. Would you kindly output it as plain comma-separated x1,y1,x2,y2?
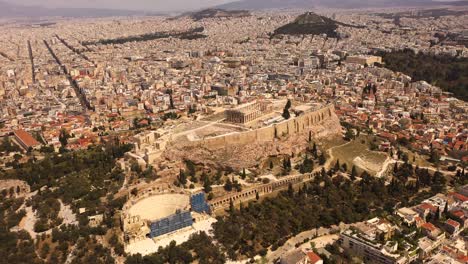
0,2,466,264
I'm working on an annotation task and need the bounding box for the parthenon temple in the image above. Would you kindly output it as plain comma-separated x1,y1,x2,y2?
225,100,273,124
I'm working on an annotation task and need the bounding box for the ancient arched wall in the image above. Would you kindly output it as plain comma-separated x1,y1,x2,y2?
209,172,315,210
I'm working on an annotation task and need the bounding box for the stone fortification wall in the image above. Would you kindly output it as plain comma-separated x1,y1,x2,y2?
209,173,314,211
183,105,334,150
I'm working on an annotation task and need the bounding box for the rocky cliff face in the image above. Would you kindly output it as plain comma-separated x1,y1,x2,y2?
163,111,342,171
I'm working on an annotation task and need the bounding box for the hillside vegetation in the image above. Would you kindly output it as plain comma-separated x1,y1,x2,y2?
273,12,339,37
378,49,468,101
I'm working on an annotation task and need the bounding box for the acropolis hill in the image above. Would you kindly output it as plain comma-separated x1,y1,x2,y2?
129,101,341,170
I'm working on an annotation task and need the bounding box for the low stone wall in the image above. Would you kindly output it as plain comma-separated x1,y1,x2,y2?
0,179,30,198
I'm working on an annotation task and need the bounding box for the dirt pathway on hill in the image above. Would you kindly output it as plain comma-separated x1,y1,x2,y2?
376,157,395,178
58,199,77,226
22,206,37,238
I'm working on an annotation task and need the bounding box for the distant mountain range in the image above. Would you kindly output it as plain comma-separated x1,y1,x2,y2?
0,1,158,18
215,0,468,10
1,0,468,19
171,8,251,21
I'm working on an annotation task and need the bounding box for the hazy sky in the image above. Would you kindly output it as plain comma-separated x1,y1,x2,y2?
4,0,234,11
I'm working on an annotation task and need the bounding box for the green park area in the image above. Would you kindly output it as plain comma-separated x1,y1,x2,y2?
329,135,388,175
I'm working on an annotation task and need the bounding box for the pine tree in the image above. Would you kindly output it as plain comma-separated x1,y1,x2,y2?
256,191,259,201
350,165,357,181
288,183,294,197
59,129,69,147
319,153,326,165
321,168,327,178
341,163,348,172
282,108,291,120
191,174,198,183
178,170,187,185
203,178,212,193
429,149,440,163
334,160,340,171
241,168,246,179
282,99,292,119
345,129,354,141
201,172,208,183
300,155,314,173
283,157,291,171
166,89,175,109
434,206,440,221
285,99,292,109
224,178,233,192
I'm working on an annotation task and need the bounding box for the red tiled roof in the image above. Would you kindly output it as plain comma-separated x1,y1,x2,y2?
421,222,437,232
453,141,465,150
445,132,455,137
448,192,468,202
13,130,40,148
442,245,455,254
379,132,397,141
447,219,460,227
138,119,149,126
415,216,425,224
457,256,468,263
419,203,438,212
451,210,465,219
77,138,92,147
307,252,322,264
